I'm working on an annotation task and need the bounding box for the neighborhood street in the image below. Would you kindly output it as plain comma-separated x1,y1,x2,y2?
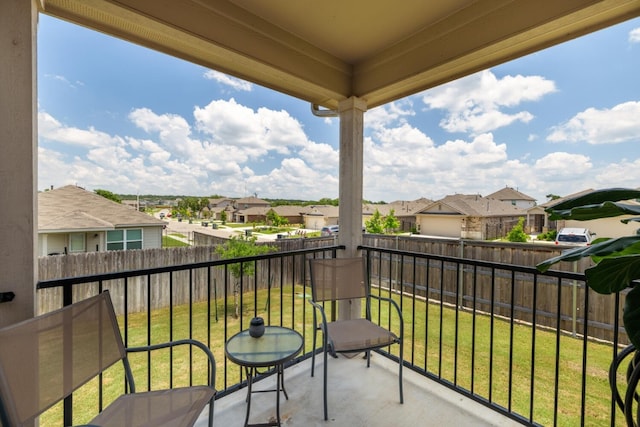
157,212,315,244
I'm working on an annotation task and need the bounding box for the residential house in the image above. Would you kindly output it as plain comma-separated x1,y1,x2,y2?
233,206,266,224
38,185,166,256
207,197,235,221
543,188,640,239
486,186,536,209
486,187,538,233
416,194,526,240
233,196,271,222
303,205,340,230
270,205,311,226
363,198,431,232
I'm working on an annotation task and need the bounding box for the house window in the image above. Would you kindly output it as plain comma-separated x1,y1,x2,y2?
107,229,143,251
69,233,85,253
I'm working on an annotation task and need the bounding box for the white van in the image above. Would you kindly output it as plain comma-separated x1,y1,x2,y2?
555,228,595,246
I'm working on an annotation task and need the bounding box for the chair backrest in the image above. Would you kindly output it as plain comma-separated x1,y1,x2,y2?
309,257,368,302
0,292,126,426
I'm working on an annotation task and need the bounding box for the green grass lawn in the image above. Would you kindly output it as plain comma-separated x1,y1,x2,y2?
41,285,625,426
162,235,189,247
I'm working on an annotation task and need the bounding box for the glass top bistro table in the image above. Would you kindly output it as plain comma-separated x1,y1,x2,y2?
225,326,304,427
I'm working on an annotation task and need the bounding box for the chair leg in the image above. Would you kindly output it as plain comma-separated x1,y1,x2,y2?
398,340,404,404
323,346,329,421
208,397,214,427
311,327,317,377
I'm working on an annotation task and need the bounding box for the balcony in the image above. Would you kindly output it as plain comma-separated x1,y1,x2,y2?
35,242,626,426
212,351,519,426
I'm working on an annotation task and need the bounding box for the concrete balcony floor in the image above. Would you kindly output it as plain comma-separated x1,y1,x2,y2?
201,354,522,427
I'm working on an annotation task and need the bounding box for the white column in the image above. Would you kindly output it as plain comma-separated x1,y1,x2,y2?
337,96,366,320
0,0,38,326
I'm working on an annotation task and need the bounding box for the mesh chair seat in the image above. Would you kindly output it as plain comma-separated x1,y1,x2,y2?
308,257,404,421
0,292,216,427
326,318,398,353
89,387,215,427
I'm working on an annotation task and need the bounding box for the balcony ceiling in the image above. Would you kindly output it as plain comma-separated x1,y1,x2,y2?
39,0,640,109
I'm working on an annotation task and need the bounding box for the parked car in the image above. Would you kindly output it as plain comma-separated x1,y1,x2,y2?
321,225,339,236
555,227,595,246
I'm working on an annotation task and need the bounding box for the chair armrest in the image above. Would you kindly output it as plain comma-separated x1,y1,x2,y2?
308,299,330,327
126,339,216,389
370,294,404,338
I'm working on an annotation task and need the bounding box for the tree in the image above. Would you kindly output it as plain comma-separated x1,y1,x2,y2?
365,209,384,234
95,189,121,203
266,209,288,227
215,235,276,317
220,210,228,224
383,209,400,233
506,217,528,242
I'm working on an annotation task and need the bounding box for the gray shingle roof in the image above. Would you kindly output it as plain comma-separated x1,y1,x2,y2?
419,194,525,217
486,186,536,202
39,185,165,231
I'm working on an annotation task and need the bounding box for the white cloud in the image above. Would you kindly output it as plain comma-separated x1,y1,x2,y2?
299,142,338,171
39,111,125,149
204,70,252,91
595,158,640,186
44,74,83,89
193,98,309,159
362,121,530,200
421,70,556,135
365,100,415,130
547,101,640,144
629,28,640,43
37,97,637,205
533,152,592,179
38,100,328,197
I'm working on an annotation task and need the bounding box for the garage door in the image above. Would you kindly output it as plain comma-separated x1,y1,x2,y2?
420,217,462,238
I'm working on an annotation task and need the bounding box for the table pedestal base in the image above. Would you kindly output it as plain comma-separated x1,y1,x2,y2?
243,364,288,427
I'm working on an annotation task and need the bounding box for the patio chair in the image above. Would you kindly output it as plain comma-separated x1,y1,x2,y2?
308,257,403,420
0,291,216,427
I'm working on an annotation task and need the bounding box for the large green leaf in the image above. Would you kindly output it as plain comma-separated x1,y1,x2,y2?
547,201,640,221
549,188,640,211
535,236,640,273
584,254,640,294
624,285,640,349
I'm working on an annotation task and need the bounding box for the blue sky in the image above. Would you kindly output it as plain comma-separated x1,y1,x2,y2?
38,15,640,204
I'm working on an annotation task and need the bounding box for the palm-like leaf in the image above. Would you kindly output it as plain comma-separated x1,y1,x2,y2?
584,255,640,294
624,286,640,349
549,188,640,211
536,236,640,273
547,202,640,221
537,188,640,348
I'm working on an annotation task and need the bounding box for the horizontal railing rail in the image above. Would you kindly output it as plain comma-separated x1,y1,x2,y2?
34,243,625,426
36,245,344,426
360,244,624,427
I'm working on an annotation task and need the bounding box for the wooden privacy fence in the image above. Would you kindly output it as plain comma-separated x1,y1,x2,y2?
38,234,624,344
37,246,299,316
364,236,625,345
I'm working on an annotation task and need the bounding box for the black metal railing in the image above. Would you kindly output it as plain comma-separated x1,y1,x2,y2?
360,245,625,427
35,244,625,426
36,245,343,426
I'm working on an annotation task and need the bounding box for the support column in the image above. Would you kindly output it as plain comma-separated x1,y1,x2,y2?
0,0,38,326
337,96,366,320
